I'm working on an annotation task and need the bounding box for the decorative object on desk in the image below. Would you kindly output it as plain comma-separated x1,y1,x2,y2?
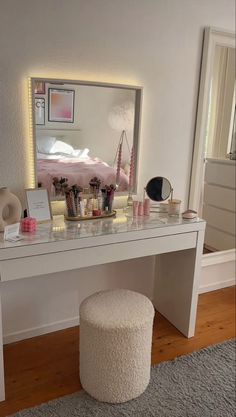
3,222,21,241
101,184,116,213
35,98,45,125
145,177,182,216
25,188,52,222
127,145,135,207
133,200,139,217
48,88,75,123
52,177,69,196
115,135,123,188
65,184,83,217
182,209,198,219
21,217,37,232
144,198,150,216
138,201,144,216
0,187,22,232
168,199,181,216
145,177,173,202
109,101,134,190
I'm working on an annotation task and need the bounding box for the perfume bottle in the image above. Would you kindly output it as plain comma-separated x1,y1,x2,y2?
97,191,102,211
127,191,133,207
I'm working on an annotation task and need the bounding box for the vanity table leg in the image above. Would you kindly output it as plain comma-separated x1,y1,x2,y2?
0,290,5,401
153,230,204,338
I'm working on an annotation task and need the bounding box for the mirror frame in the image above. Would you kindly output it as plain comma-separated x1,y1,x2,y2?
189,27,235,212
30,78,143,198
146,176,172,202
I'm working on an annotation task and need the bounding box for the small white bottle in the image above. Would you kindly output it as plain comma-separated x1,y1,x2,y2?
97,191,102,211
79,200,85,217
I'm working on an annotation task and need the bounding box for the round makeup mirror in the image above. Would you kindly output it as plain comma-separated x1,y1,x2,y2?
146,177,172,201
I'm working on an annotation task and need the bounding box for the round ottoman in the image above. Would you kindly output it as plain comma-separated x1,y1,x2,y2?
79,289,155,403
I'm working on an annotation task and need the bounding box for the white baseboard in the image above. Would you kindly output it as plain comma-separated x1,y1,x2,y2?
3,316,79,345
198,278,235,294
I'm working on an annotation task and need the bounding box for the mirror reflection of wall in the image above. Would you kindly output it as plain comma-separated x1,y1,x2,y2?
206,46,235,159
202,44,235,253
32,79,141,198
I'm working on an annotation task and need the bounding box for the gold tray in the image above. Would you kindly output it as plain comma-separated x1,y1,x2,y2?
64,210,116,221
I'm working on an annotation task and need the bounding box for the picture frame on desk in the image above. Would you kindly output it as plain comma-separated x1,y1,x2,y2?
25,188,52,222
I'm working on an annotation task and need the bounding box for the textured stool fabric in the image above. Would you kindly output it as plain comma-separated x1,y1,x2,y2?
79,289,155,403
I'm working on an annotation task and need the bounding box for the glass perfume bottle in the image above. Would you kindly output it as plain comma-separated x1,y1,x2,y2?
124,190,133,216
127,191,133,207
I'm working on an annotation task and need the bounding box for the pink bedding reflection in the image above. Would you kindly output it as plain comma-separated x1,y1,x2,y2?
37,157,129,194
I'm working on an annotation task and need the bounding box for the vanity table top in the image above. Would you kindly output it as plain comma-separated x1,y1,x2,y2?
0,211,205,251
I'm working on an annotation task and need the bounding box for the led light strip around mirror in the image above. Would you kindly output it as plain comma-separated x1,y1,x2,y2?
28,78,143,209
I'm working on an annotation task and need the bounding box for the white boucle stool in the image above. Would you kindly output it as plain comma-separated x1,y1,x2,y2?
79,289,155,403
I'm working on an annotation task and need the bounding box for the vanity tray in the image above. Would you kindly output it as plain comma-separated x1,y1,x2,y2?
64,210,116,221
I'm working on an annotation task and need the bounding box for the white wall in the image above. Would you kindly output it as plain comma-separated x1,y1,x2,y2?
0,0,235,342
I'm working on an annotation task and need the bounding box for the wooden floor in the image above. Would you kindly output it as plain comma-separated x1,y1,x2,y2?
0,286,235,417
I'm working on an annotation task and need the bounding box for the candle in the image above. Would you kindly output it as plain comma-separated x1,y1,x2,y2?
116,140,123,187
129,146,135,191
168,199,181,216
133,201,139,217
138,201,144,216
144,198,150,216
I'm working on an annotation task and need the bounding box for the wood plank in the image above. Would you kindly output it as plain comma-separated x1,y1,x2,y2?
0,287,235,417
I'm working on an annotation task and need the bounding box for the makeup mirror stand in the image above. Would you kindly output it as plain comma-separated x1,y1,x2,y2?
143,177,174,213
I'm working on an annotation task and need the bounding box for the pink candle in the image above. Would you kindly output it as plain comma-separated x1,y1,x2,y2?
144,198,150,216
21,217,37,232
138,201,144,216
133,201,139,217
129,146,135,191
116,140,123,186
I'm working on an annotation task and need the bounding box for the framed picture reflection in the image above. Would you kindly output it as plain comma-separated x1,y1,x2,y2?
48,88,75,123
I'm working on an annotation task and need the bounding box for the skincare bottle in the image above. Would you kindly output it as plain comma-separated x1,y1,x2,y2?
79,200,85,217
97,191,102,211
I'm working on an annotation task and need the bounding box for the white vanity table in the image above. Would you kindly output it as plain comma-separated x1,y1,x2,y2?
0,212,205,401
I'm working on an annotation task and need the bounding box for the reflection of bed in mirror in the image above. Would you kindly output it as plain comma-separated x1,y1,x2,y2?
32,79,142,197
36,140,129,194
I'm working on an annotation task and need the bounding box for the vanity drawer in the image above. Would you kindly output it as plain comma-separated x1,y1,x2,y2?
0,232,197,282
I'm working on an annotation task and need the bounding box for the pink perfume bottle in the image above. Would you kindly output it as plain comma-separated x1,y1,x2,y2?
138,202,144,216
144,198,150,216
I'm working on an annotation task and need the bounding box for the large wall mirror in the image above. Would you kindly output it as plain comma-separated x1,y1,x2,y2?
31,78,142,199
190,27,235,253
